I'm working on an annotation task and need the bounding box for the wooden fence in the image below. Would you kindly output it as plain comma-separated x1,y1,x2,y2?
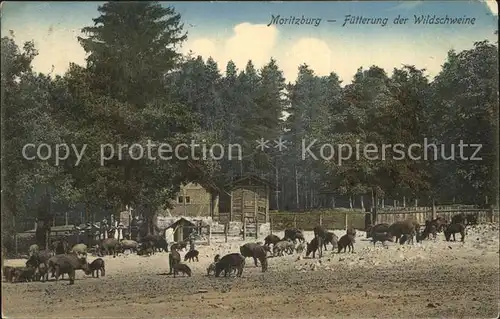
269,210,366,232
375,207,499,225
268,206,499,233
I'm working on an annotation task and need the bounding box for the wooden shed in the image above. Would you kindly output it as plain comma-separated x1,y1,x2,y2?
225,175,272,224
165,217,197,242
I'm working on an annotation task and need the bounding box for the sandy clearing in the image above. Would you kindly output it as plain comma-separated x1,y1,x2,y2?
2,226,499,318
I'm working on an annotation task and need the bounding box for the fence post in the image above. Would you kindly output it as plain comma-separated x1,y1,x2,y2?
224,222,228,243
243,218,247,241
344,212,348,231
432,200,436,219
13,215,18,257
255,217,259,240
207,225,211,246
293,215,297,228
270,216,273,235
489,207,494,223
319,214,323,226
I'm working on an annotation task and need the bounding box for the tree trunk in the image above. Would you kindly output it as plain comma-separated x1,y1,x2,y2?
371,188,375,210
372,187,378,224
294,165,299,210
275,166,279,211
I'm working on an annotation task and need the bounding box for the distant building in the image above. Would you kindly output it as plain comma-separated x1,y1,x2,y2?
168,182,219,217
164,217,197,242
219,175,272,224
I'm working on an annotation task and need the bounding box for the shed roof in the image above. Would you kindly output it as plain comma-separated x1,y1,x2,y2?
165,217,197,230
225,175,275,190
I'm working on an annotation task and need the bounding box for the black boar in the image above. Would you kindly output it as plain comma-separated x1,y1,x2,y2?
141,234,168,253
365,223,390,238
100,238,121,257
48,253,89,280
184,250,199,262
53,260,77,285
12,267,36,283
444,223,466,242
172,263,192,278
264,234,281,247
337,234,355,253
313,225,328,257
371,232,394,247
155,237,169,253
283,228,305,243
25,250,53,282
240,243,268,272
388,220,418,245
120,240,139,253
306,237,323,259
324,231,338,250
85,258,105,278
215,253,245,277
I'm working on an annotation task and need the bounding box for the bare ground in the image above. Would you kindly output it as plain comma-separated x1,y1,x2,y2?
2,227,499,318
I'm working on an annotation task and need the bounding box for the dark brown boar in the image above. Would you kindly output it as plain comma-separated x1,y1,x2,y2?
366,223,390,238
85,258,105,278
215,253,245,277
172,263,192,277
444,223,466,242
371,232,394,247
264,234,281,247
12,267,36,282
184,250,199,262
337,234,355,253
240,243,268,272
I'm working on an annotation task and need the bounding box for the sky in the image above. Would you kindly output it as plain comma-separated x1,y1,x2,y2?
1,1,498,85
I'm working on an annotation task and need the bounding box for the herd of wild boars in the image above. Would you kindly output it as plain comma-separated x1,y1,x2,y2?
366,212,479,246
2,212,481,283
4,249,95,285
2,234,185,284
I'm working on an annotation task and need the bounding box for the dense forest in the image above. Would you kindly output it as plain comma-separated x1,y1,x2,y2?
1,2,498,237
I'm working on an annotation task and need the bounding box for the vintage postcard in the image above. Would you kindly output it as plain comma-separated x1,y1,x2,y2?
1,1,498,318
